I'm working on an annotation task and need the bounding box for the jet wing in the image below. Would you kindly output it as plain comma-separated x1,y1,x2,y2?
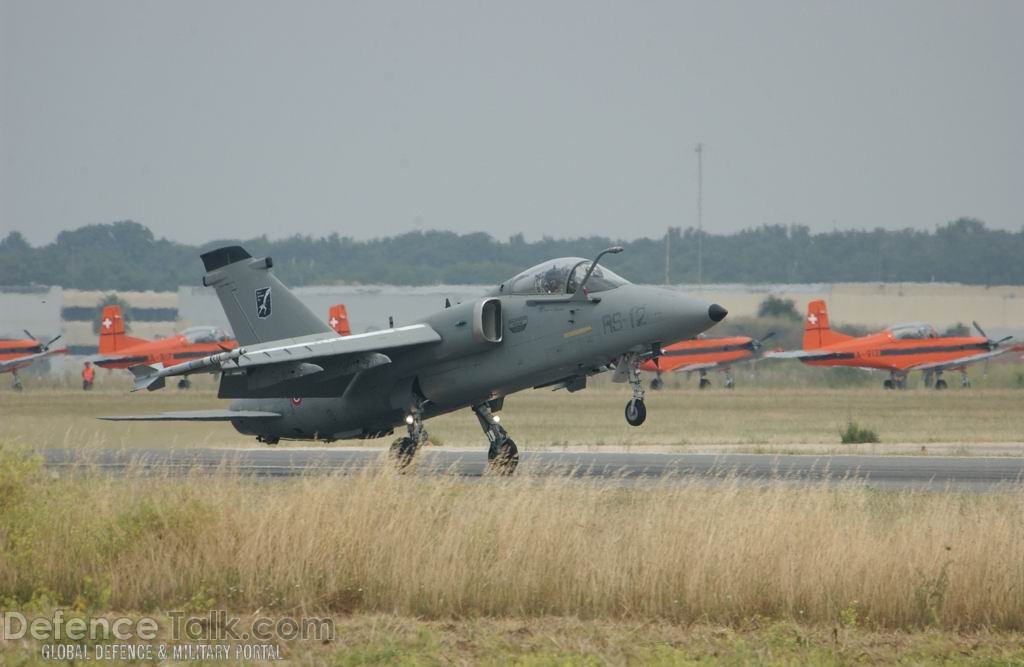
129,324,441,392
670,361,720,373
99,409,281,422
906,347,1014,372
766,349,856,361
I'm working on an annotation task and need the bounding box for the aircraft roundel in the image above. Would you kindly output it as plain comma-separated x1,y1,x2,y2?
291,397,302,407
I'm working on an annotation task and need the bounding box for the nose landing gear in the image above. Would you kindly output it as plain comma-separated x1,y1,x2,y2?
473,402,519,474
621,353,647,426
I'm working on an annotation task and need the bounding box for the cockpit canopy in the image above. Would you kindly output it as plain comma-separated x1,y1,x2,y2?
888,323,939,340
181,326,233,344
499,258,630,296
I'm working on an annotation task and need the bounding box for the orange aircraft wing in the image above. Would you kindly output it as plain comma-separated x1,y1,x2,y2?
906,347,1014,371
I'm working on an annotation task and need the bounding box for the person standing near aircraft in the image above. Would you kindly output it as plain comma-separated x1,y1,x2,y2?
81,361,95,390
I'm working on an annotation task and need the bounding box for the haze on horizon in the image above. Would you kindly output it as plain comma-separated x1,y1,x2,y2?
2,0,1022,246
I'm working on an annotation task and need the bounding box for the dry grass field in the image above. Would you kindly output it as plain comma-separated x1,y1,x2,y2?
2,443,1024,664
1,374,1022,454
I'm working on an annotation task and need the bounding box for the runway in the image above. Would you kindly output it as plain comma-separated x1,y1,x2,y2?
38,447,1024,491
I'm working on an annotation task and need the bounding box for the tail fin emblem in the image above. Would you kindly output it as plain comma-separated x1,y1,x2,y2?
255,287,272,319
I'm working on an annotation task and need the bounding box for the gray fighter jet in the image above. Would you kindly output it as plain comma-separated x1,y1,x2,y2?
104,245,727,473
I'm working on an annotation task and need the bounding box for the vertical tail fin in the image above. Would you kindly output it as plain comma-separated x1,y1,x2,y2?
98,305,147,353
802,299,853,349
200,246,333,345
328,304,352,336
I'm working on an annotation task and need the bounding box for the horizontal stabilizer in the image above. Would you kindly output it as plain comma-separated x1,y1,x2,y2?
99,410,282,422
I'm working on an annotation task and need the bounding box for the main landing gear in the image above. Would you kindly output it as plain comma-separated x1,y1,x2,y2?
698,370,712,390
622,353,647,427
390,402,428,468
11,370,23,392
883,372,908,390
473,402,519,475
936,369,970,389
649,372,664,391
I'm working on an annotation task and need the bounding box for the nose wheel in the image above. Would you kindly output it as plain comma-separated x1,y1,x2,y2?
625,399,646,426
621,353,647,427
473,402,519,475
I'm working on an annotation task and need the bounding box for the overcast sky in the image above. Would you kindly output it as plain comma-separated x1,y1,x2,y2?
2,0,1021,245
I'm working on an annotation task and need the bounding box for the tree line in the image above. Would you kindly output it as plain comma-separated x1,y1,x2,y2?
1,218,1021,291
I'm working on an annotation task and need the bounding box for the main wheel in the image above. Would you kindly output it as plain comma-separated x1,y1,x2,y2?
488,438,519,475
724,379,735,390
390,436,418,468
625,399,647,426
177,378,192,390
883,379,894,390
650,376,664,391
934,379,948,390
698,378,711,389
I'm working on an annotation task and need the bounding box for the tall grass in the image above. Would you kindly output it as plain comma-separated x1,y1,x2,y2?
2,445,1023,630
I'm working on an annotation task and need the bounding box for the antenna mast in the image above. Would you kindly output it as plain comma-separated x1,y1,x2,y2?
696,142,703,288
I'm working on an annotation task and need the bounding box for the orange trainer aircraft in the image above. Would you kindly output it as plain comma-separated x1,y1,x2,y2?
327,304,352,336
768,300,1016,389
94,304,351,387
641,333,775,390
0,331,68,390
94,305,238,388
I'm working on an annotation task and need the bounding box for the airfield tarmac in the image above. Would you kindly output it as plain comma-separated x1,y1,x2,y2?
39,447,1024,491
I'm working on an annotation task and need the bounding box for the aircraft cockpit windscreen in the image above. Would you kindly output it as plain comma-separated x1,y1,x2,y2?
888,323,939,340
504,258,629,295
181,326,232,344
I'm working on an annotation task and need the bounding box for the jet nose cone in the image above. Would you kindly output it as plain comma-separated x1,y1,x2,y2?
708,303,728,322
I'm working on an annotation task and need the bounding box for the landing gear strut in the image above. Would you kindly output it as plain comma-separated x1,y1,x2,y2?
883,372,907,390
933,370,948,390
960,370,971,389
391,402,428,468
623,353,647,426
698,370,711,390
473,402,518,474
11,370,23,392
723,371,735,390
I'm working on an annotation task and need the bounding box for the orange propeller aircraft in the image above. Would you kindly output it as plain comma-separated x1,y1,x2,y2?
94,304,351,388
768,300,1016,389
0,331,68,390
641,333,775,390
328,304,352,336
93,305,238,388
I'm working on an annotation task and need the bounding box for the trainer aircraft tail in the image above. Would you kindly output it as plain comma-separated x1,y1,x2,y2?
802,300,854,350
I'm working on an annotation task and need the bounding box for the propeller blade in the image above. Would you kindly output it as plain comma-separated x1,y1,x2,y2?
759,331,776,343
994,335,1013,346
43,334,62,350
23,329,37,342
972,320,988,339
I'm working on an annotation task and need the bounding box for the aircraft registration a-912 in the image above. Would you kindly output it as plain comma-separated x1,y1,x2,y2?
769,300,1016,389
104,245,728,473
